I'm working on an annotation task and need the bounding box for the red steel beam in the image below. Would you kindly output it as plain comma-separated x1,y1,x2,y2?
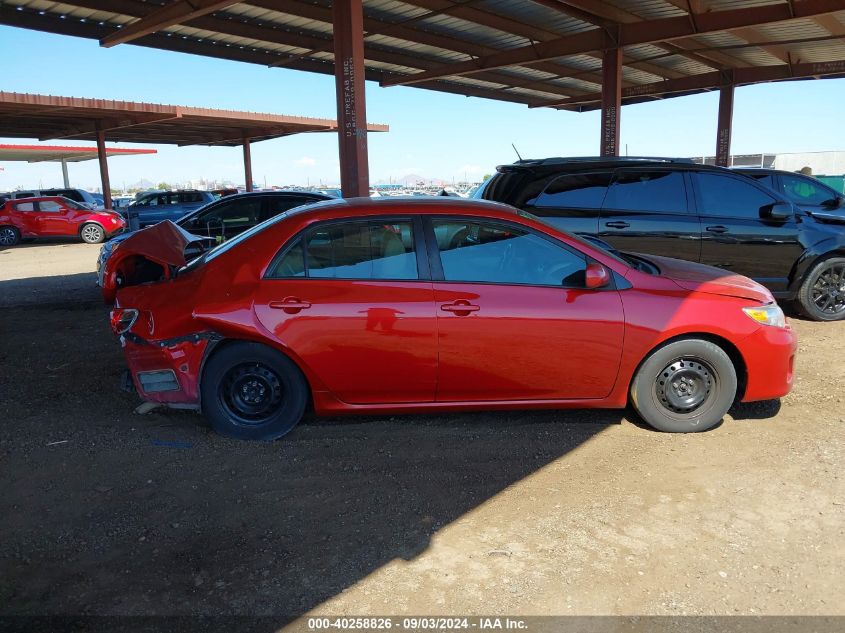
100,0,238,48
95,123,112,210
716,81,735,168
243,136,253,192
381,0,845,86
600,48,622,157
333,0,370,198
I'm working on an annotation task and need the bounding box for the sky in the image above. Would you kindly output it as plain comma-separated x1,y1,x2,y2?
2,25,845,191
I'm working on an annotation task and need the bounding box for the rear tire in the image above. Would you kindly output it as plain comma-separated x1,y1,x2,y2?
0,226,20,246
630,338,737,433
797,256,845,321
200,342,309,441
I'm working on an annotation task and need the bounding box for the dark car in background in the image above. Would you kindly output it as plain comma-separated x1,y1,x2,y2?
127,190,216,228
732,168,845,214
478,157,845,321
41,187,102,210
96,190,331,302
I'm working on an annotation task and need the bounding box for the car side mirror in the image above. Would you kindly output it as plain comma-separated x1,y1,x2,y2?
584,262,611,289
766,202,793,221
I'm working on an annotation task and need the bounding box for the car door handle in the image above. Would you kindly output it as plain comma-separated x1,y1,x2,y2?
440,301,480,315
269,297,312,314
706,225,729,234
604,221,630,229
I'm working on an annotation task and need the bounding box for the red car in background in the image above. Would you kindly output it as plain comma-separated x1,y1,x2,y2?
0,196,125,246
109,198,796,440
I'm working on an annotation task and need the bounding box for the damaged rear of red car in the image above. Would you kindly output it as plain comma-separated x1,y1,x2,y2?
100,220,214,304
109,223,221,406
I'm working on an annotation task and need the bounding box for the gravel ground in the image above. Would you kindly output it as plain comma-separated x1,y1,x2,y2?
0,243,843,620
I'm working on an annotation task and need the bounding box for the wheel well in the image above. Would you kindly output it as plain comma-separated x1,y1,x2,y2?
79,221,105,235
198,337,315,412
629,333,748,403
793,250,845,291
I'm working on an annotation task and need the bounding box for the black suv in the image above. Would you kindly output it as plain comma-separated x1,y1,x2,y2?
477,157,845,321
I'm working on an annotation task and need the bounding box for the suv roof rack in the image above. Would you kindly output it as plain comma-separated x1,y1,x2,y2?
514,156,694,166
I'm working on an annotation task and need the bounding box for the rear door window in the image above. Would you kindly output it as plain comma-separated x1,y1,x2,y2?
603,170,688,213
533,173,611,209
14,202,35,212
269,220,418,280
38,200,63,212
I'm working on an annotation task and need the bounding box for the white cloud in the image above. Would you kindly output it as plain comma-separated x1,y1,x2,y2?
295,157,317,166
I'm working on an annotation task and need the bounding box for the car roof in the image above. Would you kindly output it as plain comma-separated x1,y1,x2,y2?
498,156,730,174
731,167,799,176
7,195,64,202
285,195,519,219
224,190,331,200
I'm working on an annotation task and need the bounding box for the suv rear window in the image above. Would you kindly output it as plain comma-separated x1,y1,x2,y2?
533,173,611,209
180,192,206,203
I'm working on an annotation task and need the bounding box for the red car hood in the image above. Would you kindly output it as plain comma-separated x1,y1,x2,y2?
636,253,774,303
114,220,211,267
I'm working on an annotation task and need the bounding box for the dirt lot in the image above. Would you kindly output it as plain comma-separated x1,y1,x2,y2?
0,243,843,621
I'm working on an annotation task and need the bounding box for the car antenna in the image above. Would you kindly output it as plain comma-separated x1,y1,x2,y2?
512,143,523,161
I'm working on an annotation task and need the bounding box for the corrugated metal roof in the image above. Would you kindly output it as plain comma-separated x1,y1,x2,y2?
1,0,844,111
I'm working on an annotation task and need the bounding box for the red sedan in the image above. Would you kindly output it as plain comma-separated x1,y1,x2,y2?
0,196,125,246
109,198,796,439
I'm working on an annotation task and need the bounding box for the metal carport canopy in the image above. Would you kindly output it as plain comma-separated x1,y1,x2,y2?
0,91,389,204
0,144,157,162
0,142,157,187
2,0,844,180
0,92,388,146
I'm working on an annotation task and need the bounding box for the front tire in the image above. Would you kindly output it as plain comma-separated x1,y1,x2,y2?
0,226,20,246
200,342,309,441
80,223,105,244
797,257,845,321
630,338,737,433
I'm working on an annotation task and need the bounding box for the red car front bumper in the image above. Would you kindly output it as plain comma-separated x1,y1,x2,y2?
739,323,797,402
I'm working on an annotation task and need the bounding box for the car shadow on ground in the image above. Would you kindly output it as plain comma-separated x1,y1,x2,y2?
0,302,620,621
0,271,101,308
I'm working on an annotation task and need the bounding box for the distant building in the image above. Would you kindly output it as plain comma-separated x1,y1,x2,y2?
691,151,845,175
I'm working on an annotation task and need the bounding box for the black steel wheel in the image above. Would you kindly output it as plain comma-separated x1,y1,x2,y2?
201,342,308,440
631,338,737,433
653,357,716,416
219,362,284,425
798,257,845,321
0,226,20,247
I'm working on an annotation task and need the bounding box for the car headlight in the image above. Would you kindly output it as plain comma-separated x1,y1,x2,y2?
742,304,786,328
